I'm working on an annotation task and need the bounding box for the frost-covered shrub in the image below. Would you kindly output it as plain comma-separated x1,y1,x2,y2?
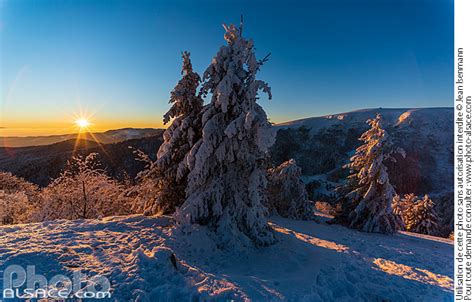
267,159,314,219
0,171,41,200
334,114,405,234
175,22,276,246
0,172,40,224
39,153,132,221
139,51,203,216
128,149,163,215
0,191,32,225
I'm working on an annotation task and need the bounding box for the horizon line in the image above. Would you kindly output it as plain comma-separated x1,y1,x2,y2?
1,106,454,138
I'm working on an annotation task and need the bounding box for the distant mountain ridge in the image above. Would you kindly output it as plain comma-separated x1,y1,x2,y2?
276,107,452,131
0,133,164,186
0,128,162,147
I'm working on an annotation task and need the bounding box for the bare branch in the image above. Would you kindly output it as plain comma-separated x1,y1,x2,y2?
259,53,271,65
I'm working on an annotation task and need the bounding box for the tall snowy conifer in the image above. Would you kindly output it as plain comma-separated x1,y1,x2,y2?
267,159,314,219
142,51,203,215
175,22,276,246
337,114,404,234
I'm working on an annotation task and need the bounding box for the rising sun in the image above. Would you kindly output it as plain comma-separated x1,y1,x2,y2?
75,118,90,129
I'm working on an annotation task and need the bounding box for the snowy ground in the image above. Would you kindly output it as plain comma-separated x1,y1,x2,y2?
0,214,453,301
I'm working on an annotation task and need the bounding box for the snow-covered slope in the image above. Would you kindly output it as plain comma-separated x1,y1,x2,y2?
0,214,453,301
276,107,452,134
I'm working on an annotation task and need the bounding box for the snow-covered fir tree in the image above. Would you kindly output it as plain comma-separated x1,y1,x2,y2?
406,194,440,236
391,195,405,230
267,159,314,219
335,114,404,234
139,51,203,215
391,195,403,216
402,193,418,207
391,193,418,230
175,22,276,246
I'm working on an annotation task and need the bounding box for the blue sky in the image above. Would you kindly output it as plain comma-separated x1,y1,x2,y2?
0,0,454,135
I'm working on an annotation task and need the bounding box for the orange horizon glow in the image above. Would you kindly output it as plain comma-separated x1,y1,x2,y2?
0,103,167,137
0,111,291,137
0,115,289,137
0,113,296,137
0,122,165,137
0,113,165,137
0,103,294,138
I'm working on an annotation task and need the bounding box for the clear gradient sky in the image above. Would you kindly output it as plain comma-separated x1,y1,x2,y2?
0,0,453,136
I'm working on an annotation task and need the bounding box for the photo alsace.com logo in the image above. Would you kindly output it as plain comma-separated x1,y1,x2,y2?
2,265,112,300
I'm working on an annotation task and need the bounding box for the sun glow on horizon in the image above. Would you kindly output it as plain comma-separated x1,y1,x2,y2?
75,118,91,130
76,118,91,128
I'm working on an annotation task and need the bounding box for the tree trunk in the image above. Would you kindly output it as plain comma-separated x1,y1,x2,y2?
82,180,87,219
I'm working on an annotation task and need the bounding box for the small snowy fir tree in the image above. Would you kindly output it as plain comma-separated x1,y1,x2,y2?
175,22,276,246
336,114,404,234
391,195,405,230
40,153,131,221
406,194,440,236
139,51,203,215
392,193,418,230
267,159,314,219
396,193,418,228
